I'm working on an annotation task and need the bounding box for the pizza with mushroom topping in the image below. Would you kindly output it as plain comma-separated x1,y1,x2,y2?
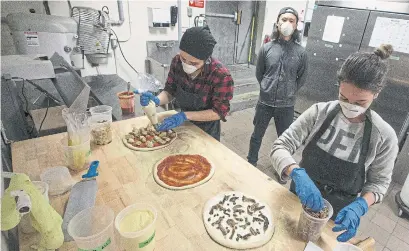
203,192,275,249
122,125,176,151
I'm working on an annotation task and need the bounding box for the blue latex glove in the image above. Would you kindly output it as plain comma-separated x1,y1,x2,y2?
332,197,368,242
157,112,187,131
290,168,324,212
134,90,160,106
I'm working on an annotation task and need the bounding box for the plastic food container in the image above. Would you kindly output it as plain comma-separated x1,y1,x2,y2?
40,166,74,196
90,105,113,145
333,243,363,251
117,91,135,115
297,199,333,242
115,203,157,251
61,136,91,171
68,206,116,251
20,181,50,234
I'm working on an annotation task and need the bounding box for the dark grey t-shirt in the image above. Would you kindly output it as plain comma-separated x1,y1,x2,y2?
256,39,308,107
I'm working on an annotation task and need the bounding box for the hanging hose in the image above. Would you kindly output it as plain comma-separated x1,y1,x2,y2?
247,15,255,67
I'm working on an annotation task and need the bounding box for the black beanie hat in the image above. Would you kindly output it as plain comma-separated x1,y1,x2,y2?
179,26,217,60
277,7,299,23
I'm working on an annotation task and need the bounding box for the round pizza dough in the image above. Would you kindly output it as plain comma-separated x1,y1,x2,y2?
122,132,177,152
203,191,275,249
153,155,215,190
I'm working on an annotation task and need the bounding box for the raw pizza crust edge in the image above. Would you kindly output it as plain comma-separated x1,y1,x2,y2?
203,191,275,250
122,132,177,152
153,155,215,190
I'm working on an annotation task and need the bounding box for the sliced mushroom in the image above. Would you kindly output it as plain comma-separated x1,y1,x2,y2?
242,196,256,203
211,216,224,226
259,213,269,232
250,227,257,235
219,223,228,236
229,227,236,240
226,219,236,228
236,234,242,242
247,205,254,216
221,195,230,204
254,205,265,212
242,233,252,240
253,217,264,223
209,204,224,215
232,204,243,210
229,196,239,203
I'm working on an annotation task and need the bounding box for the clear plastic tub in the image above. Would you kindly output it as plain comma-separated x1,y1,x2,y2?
90,105,113,145
333,243,363,251
40,167,74,196
115,203,157,251
297,199,333,242
68,206,116,251
61,136,91,171
117,91,135,115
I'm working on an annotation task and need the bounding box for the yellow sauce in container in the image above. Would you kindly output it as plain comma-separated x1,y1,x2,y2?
115,204,157,251
119,210,154,232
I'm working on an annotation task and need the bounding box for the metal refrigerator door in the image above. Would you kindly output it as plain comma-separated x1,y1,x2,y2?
359,11,409,133
295,6,370,113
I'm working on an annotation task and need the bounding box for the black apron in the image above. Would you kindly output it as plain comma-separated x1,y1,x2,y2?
173,80,221,141
290,105,372,219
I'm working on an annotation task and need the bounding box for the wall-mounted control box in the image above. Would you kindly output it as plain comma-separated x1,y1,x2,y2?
148,7,170,27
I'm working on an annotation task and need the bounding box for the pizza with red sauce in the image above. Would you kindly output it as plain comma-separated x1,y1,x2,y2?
153,154,215,190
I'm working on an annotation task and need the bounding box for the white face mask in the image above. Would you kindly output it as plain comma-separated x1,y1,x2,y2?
280,22,294,37
339,101,368,119
182,61,198,75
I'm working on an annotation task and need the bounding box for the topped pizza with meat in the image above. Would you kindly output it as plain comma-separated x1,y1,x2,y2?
123,125,176,151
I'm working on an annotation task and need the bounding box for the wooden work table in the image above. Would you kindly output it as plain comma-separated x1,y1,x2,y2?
12,111,373,251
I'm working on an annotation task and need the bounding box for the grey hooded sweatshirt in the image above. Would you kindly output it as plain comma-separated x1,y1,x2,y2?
270,101,399,203
256,39,308,107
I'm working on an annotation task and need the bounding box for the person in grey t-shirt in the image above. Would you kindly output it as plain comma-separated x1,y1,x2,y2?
271,44,398,242
247,7,308,175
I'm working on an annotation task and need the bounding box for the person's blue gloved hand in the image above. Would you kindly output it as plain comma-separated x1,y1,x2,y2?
157,112,187,131
134,90,160,107
290,167,324,212
332,197,368,242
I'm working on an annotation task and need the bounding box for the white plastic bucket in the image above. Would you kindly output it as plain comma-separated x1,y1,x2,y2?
333,243,363,251
115,203,157,251
68,206,115,251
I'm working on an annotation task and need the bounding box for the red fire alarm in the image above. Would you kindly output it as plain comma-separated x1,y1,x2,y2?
189,0,204,8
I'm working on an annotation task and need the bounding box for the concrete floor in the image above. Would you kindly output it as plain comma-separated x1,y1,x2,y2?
222,108,409,251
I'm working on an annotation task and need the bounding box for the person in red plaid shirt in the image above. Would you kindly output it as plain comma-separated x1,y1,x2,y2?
136,26,234,141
